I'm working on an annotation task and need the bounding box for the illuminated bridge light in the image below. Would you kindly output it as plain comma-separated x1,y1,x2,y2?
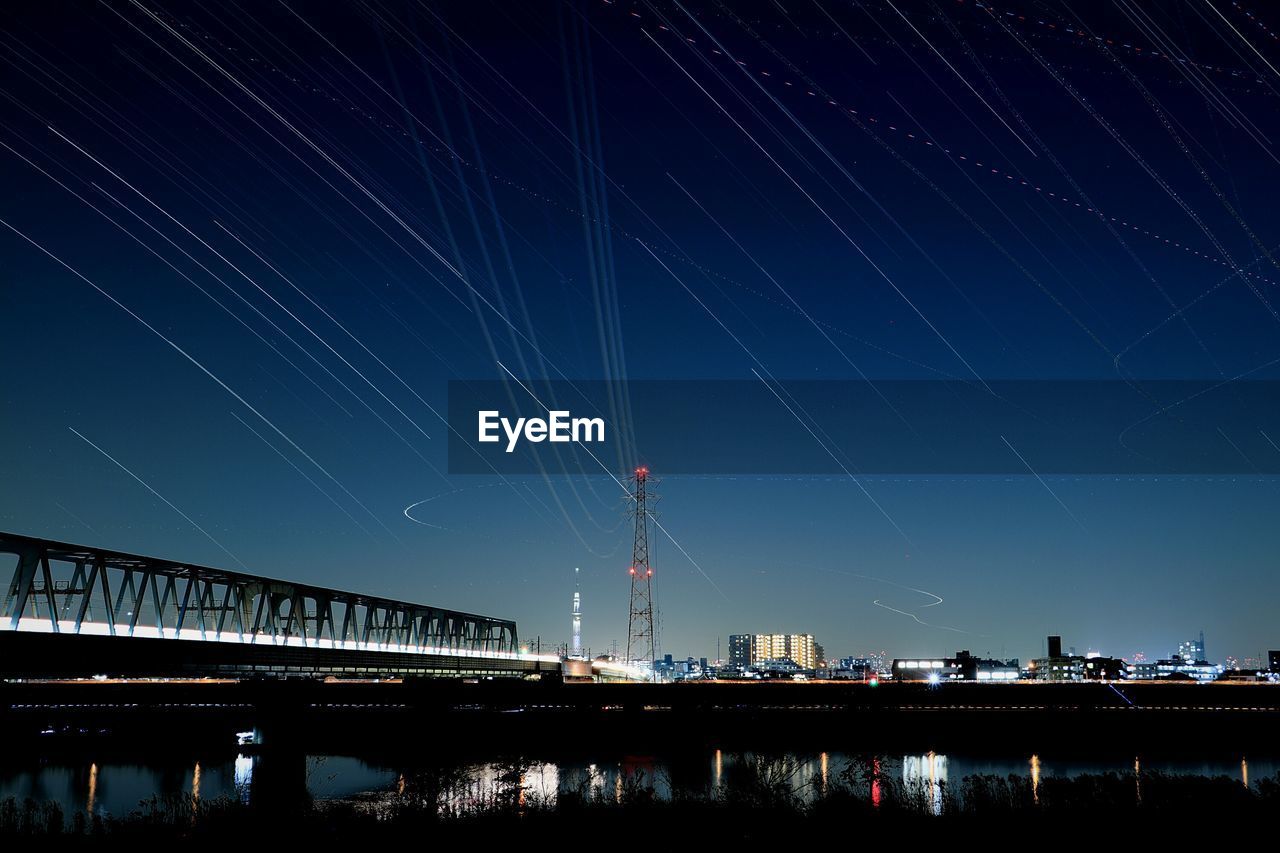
0,532,554,678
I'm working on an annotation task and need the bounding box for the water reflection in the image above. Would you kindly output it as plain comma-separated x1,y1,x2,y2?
902,752,948,815
234,754,253,804
86,763,97,816
871,758,881,808
4,750,1278,818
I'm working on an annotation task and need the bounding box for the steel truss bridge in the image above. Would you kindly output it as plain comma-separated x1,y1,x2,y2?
0,531,552,680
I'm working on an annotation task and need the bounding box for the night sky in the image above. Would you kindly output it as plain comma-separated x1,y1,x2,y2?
2,1,1279,666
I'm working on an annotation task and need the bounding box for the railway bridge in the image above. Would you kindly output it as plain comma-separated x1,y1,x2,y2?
0,531,556,680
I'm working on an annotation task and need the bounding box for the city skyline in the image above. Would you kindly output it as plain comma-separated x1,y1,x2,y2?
3,1,1279,667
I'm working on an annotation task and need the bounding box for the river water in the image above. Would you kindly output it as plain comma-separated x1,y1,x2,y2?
2,750,1273,819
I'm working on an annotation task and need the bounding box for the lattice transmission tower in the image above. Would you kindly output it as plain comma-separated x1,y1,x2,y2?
625,465,657,670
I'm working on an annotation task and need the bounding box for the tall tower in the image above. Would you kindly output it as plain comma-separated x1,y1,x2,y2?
625,466,657,670
571,567,582,658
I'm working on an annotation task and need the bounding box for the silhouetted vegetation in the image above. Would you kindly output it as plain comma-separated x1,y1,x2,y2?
3,757,1278,842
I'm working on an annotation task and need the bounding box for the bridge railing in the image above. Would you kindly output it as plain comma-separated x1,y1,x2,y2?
0,532,519,658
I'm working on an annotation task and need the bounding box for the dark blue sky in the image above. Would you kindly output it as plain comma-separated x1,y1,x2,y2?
2,1,1278,665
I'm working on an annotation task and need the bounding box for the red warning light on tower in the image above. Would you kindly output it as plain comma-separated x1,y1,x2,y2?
625,465,656,669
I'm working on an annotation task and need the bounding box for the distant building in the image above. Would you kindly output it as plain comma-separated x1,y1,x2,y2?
892,650,1019,682
728,633,820,670
1127,655,1222,682
1178,632,1206,664
1270,650,1280,673
830,656,878,680
1081,655,1126,680
754,658,802,677
1028,655,1085,681
1028,636,1126,681
1126,632,1222,682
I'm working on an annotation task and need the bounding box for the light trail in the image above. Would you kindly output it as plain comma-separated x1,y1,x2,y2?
50,126,442,453
985,5,1280,326
118,0,634,470
749,367,912,545
872,599,971,634
100,2,639,545
263,4,959,378
1117,354,1280,457
495,361,729,601
0,216,395,538
1208,1,1280,81
667,172,926,437
68,427,248,569
214,221,450,435
1000,436,1087,532
227,411,374,540
0,133,359,418
640,26,991,389
401,497,452,531
619,7,1280,293
1260,430,1280,457
921,9,1224,380
818,568,976,636
1084,4,1280,299
628,234,912,544
113,1,670,548
882,0,1037,157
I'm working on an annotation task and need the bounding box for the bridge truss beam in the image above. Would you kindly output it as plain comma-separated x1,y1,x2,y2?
0,532,517,656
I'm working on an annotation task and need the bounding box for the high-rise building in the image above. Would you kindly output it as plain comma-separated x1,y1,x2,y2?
1178,631,1206,664
728,633,819,670
728,634,752,669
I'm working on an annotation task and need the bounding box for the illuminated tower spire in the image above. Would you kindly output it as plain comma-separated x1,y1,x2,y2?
625,466,657,672
571,566,582,658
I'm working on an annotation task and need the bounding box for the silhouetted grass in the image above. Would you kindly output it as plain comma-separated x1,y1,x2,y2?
4,758,1278,841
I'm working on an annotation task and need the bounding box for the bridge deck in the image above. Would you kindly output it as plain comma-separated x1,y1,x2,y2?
1,531,543,678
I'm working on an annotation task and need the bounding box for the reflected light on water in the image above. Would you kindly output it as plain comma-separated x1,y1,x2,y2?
86,763,97,816
587,763,607,798
234,754,253,804
903,752,947,816
12,749,1280,819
